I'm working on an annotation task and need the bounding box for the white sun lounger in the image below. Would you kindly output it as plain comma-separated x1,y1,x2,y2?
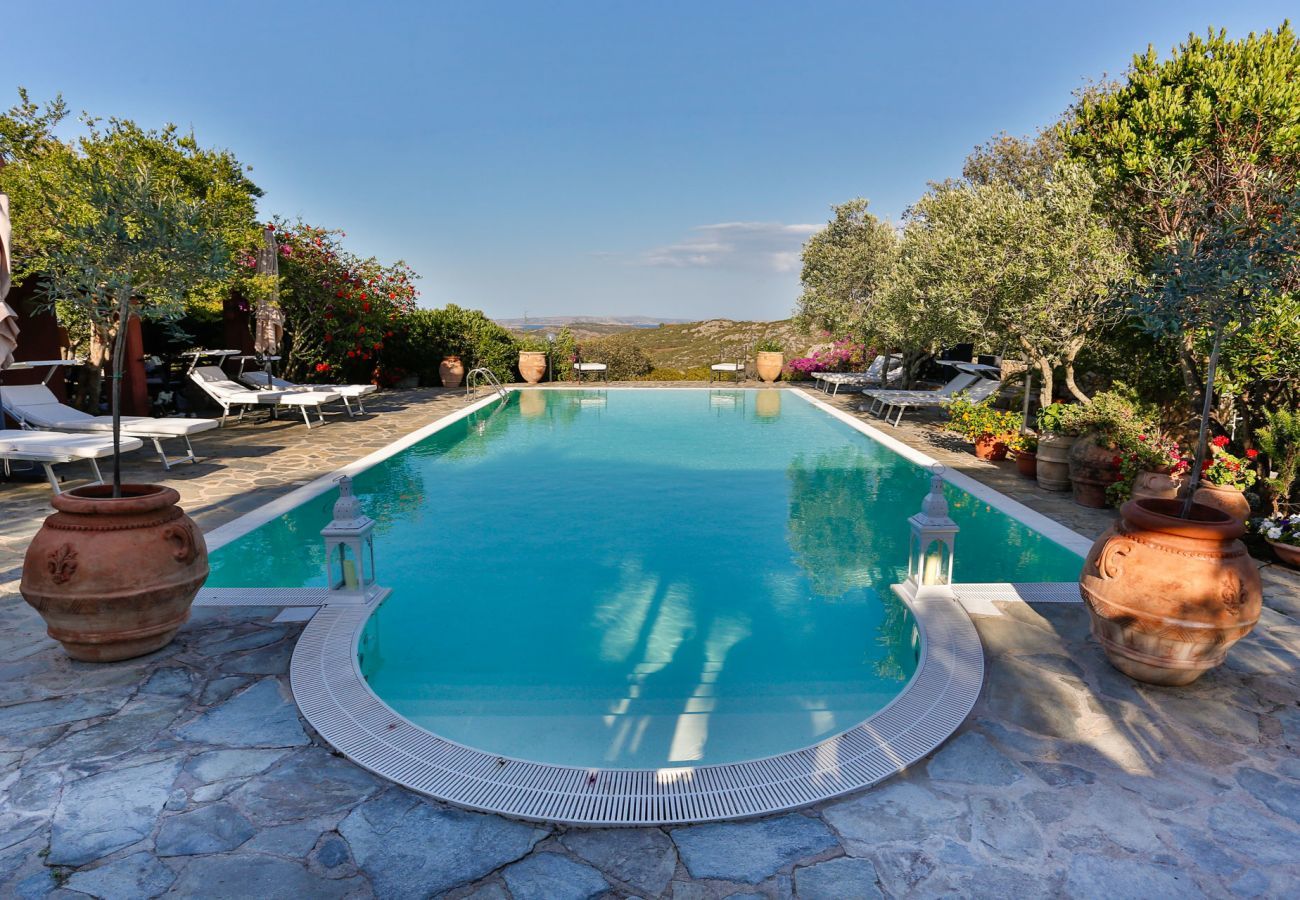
0,384,218,469
238,371,376,417
862,373,999,426
813,355,905,395
0,429,144,493
863,371,982,429
189,366,341,428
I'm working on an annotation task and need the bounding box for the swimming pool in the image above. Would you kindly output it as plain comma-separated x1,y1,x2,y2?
208,388,1082,773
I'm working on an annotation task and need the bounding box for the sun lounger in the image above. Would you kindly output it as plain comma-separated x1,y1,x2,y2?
0,384,218,469
238,371,376,416
0,429,144,493
813,355,905,395
189,366,340,428
863,375,1001,426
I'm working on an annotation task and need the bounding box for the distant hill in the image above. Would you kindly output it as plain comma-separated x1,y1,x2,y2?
524,318,819,370
495,315,693,331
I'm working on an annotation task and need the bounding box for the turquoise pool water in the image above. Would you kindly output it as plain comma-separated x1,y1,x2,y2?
208,389,1082,769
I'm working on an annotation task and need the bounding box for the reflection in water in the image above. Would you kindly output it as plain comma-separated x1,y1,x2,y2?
708,389,746,416
754,390,781,421
518,389,547,418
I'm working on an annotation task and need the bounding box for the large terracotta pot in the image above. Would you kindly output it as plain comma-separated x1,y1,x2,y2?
1192,482,1251,525
1131,470,1181,503
1268,540,1300,568
1036,433,1075,492
20,485,208,662
1080,498,1262,685
518,351,547,385
1015,451,1038,478
755,351,783,384
439,355,465,388
973,433,1010,461
1069,432,1122,508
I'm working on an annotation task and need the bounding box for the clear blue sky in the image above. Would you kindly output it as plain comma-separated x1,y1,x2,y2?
5,2,1293,321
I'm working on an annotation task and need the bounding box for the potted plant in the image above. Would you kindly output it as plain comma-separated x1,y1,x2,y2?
1034,403,1076,491
943,393,1022,461
1107,432,1186,506
516,336,549,384
1011,433,1039,478
18,153,236,661
1079,182,1296,685
1254,515,1300,568
754,337,784,383
1059,391,1150,509
1190,437,1256,523
1255,406,1300,516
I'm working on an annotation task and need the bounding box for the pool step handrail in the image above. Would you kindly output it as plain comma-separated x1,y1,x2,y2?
465,367,508,400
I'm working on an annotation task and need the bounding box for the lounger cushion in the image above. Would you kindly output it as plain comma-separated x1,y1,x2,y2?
711,363,744,371
573,363,607,371
0,385,219,437
190,367,286,403
0,429,144,459
275,391,342,406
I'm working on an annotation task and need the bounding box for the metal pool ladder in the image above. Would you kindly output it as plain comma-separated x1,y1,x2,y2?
465,367,508,400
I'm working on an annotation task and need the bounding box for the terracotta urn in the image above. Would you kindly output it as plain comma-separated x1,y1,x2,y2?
1069,433,1122,508
1268,540,1300,568
973,433,1010,462
20,485,209,662
439,355,465,388
1015,450,1038,478
1079,498,1262,686
755,351,783,384
1192,482,1251,525
1036,433,1075,492
518,351,547,385
1131,470,1181,503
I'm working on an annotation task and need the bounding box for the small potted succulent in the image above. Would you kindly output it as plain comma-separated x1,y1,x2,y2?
1254,514,1300,568
1190,437,1257,524
754,337,784,383
1011,433,1039,478
943,393,1022,462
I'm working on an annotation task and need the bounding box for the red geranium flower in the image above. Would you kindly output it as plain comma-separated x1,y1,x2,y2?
1212,435,1230,448
1246,448,1259,459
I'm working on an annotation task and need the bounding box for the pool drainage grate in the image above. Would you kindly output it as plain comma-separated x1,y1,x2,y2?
289,588,986,825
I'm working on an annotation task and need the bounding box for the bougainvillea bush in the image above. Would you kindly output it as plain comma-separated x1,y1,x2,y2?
271,221,418,384
786,339,870,376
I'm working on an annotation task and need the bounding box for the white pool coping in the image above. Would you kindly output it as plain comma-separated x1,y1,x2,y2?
291,585,983,825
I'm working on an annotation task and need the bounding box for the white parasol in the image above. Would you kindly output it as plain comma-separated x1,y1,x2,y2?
253,225,284,356
0,193,18,370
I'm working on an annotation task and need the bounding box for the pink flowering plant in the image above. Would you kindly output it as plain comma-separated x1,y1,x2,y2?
786,339,870,376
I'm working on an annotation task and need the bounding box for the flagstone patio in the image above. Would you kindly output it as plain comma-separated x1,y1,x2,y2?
1,386,1298,898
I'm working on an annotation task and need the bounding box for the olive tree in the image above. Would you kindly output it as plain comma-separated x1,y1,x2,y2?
794,199,899,341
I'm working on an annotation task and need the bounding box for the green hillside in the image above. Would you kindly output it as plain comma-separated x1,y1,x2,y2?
514,319,819,370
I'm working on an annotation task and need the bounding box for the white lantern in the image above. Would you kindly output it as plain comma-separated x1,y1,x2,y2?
321,475,378,603
903,464,959,601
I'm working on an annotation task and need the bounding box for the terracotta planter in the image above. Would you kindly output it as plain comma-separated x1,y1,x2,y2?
1267,539,1300,568
1036,433,1075,492
1069,433,1122,508
1015,450,1038,478
20,485,208,662
518,351,547,385
439,355,465,388
1079,498,1262,686
1131,470,1181,503
973,433,1010,462
1192,482,1251,525
755,351,783,384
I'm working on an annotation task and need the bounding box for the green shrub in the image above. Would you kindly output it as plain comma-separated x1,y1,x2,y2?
575,335,653,380
387,304,519,385
1257,407,1300,513
754,337,783,353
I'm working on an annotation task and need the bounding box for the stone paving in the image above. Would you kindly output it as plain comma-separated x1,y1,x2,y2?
1,384,1298,899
